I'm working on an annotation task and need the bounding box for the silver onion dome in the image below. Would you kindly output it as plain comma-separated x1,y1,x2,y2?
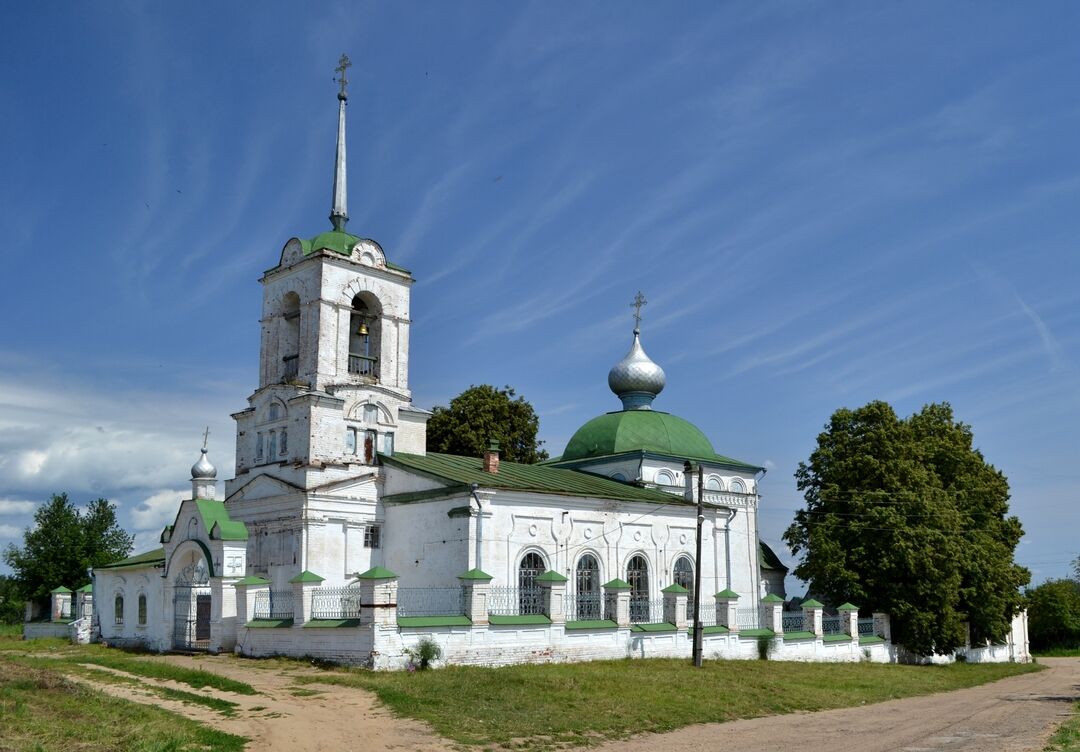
608,329,666,410
191,448,217,480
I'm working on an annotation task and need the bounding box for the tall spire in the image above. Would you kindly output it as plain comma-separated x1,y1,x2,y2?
330,53,351,232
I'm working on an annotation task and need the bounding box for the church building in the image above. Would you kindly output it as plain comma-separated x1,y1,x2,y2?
90,58,799,666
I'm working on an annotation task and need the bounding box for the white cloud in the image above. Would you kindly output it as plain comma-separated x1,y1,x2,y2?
131,489,186,530
0,499,35,515
0,524,22,539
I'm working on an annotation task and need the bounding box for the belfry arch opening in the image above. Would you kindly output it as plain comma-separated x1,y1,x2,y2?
280,292,301,382
349,293,381,381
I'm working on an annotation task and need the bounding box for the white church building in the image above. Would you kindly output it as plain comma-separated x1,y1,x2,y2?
84,60,938,668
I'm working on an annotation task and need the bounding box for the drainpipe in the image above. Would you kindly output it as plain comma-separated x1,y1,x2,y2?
470,483,483,572
724,508,737,591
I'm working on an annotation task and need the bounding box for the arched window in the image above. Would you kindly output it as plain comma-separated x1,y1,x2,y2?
268,402,282,421
518,552,546,615
705,476,724,491
575,554,601,620
349,294,382,380
627,555,649,622
138,594,147,626
281,292,301,382
114,595,124,626
730,479,746,494
655,470,675,486
674,555,694,616
267,431,277,460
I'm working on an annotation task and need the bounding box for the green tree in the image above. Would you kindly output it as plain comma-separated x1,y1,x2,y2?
1026,579,1080,651
3,494,133,605
783,401,1029,655
426,384,548,463
0,575,25,624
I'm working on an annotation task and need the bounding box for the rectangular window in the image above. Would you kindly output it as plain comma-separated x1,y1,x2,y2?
345,427,356,455
267,430,277,459
364,404,379,424
378,431,394,456
280,428,288,455
138,595,147,626
114,596,124,626
256,432,264,459
363,524,381,549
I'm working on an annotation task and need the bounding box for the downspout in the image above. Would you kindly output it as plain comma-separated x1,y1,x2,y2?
470,483,483,572
724,508,736,591
749,466,768,598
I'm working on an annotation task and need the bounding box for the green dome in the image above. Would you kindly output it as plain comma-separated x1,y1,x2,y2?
562,410,716,462
303,230,360,256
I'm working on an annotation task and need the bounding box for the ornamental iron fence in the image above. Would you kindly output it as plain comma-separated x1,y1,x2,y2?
822,615,843,635
630,597,667,624
565,592,603,621
736,606,761,630
781,611,805,631
858,617,876,637
310,586,364,620
488,586,543,616
396,587,466,618
253,590,294,620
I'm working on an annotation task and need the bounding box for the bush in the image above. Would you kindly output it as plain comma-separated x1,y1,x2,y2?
756,635,771,660
405,637,442,671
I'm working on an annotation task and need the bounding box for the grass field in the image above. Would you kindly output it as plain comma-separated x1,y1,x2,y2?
1047,701,1080,752
0,660,246,752
1035,647,1080,657
295,657,1041,749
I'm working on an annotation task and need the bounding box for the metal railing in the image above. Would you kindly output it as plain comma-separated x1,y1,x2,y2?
488,586,543,616
630,597,666,624
348,353,378,377
282,354,299,381
736,606,761,630
691,602,717,626
564,592,603,621
782,611,805,631
858,617,876,637
310,586,364,620
397,587,466,618
822,615,843,635
253,590,294,620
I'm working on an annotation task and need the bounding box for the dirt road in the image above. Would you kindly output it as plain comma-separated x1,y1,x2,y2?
598,658,1080,752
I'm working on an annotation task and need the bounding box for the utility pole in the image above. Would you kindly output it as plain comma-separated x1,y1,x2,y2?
687,461,705,667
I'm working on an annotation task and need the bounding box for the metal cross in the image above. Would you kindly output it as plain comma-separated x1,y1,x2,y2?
335,53,352,98
631,291,647,331
202,426,210,450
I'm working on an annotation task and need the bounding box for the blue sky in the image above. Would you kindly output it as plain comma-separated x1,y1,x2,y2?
1,3,1078,589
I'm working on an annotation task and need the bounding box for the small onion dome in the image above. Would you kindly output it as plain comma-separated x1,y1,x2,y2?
607,329,666,410
191,448,217,480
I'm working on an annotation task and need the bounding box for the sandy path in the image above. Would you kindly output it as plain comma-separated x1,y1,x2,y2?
64,653,451,752
596,657,1080,752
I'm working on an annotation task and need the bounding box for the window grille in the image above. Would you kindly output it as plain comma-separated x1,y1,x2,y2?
822,615,843,635
310,586,364,620
630,597,666,624
114,595,124,626
488,586,543,616
565,592,603,621
782,611,804,631
363,525,381,549
253,590,294,620
736,606,760,629
138,595,147,626
858,617,876,637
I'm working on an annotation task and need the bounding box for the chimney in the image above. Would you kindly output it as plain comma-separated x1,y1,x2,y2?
483,439,500,474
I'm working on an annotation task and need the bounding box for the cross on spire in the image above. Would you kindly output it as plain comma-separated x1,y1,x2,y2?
202,426,210,450
631,291,647,333
335,53,352,100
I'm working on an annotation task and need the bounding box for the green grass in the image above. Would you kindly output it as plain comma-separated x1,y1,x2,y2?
1035,647,1080,657
0,659,246,751
296,659,1041,750
0,623,23,639
1046,702,1080,751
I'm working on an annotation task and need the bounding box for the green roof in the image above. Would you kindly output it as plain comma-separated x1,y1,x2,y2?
355,566,398,580
661,583,689,594
536,570,568,583
800,598,825,609
557,410,761,470
234,576,271,587
97,547,166,570
50,586,72,594
195,499,248,541
603,578,632,590
458,568,493,581
759,540,788,571
715,589,739,599
76,584,93,593
837,602,859,611
300,231,410,273
289,570,325,584
761,593,784,603
381,452,681,505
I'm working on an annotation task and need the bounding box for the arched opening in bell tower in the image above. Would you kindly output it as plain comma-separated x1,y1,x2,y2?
349,293,381,381
280,292,301,382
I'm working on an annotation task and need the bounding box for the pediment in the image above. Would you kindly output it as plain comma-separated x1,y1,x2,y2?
226,473,304,503
310,472,377,500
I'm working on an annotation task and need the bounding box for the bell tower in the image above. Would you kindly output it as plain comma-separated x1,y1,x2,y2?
227,54,428,495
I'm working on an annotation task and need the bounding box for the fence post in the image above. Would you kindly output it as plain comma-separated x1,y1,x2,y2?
289,570,324,628
234,577,269,624
50,586,72,622
801,598,824,637
458,568,493,625
356,566,399,626
662,584,689,629
761,593,784,634
872,612,891,641
603,578,632,627
715,589,739,632
838,602,859,641
537,570,568,624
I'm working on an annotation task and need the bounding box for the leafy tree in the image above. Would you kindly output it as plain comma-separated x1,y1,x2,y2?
0,575,25,624
783,401,1028,655
426,384,549,463
3,494,133,605
1026,579,1080,651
